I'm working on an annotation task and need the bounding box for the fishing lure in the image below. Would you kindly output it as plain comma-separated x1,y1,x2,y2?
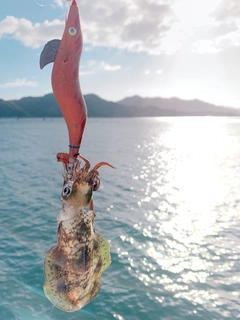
40,0,86,179
40,0,114,312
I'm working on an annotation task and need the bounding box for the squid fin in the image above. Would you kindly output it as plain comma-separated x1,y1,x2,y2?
40,39,60,69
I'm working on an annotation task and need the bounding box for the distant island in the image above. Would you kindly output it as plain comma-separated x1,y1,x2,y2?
0,93,240,117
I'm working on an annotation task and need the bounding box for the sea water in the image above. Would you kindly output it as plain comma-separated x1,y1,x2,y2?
0,117,240,320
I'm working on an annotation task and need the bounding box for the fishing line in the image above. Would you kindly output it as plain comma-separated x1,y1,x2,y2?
33,0,54,7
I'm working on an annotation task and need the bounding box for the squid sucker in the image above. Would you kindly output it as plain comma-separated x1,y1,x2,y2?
40,0,114,312
43,153,114,312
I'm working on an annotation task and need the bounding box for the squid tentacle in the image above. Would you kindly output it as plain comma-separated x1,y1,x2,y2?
92,162,116,171
78,155,91,172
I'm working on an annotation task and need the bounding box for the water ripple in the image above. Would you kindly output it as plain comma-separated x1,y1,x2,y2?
1,117,240,319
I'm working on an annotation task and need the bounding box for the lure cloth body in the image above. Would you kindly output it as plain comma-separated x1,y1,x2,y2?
40,0,86,160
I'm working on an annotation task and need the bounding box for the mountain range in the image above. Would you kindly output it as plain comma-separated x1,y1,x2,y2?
0,93,239,117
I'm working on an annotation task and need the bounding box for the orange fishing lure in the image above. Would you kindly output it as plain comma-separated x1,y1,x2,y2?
40,0,86,163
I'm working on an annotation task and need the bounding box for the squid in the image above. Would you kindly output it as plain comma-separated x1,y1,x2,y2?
44,153,114,312
40,0,114,312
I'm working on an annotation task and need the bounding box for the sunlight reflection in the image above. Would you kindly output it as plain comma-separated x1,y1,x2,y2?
133,118,240,307
154,118,234,231
175,290,220,306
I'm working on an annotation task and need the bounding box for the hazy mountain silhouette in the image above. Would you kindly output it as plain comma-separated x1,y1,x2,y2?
117,95,240,116
0,93,239,117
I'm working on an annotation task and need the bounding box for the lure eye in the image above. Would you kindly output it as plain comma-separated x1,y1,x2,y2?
92,176,100,191
68,27,77,36
62,183,72,198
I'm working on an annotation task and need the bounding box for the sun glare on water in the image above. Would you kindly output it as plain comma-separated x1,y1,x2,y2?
163,118,229,216
144,118,235,249
129,117,240,309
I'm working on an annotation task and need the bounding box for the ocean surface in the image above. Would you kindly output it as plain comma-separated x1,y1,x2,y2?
0,117,240,320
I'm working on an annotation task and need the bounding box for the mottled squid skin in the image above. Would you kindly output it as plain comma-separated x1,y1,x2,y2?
44,210,111,312
43,153,114,312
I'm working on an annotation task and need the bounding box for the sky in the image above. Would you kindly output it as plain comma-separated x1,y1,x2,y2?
0,0,240,108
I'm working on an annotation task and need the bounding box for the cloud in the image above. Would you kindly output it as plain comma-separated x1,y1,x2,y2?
0,16,64,48
215,30,240,48
98,61,121,71
192,27,240,54
81,60,122,75
144,69,162,75
192,39,220,54
0,0,177,55
212,0,240,22
54,0,74,8
0,78,38,88
80,0,176,54
7,0,240,55
53,0,64,7
204,0,240,50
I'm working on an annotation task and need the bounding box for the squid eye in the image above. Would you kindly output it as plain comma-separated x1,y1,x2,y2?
62,183,72,198
68,27,77,36
92,176,100,191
